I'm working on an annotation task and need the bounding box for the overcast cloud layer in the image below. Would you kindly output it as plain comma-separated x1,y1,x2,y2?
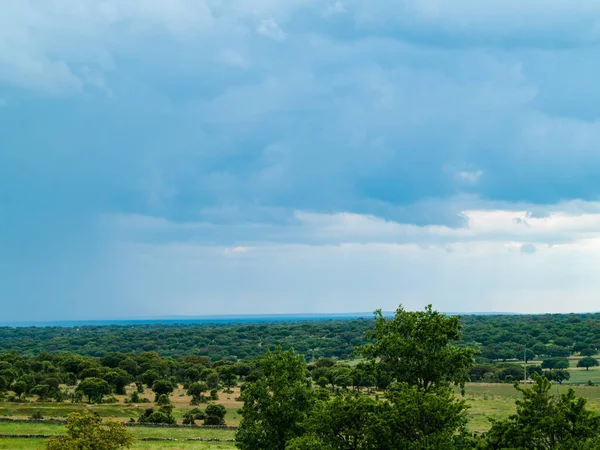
2,1,600,321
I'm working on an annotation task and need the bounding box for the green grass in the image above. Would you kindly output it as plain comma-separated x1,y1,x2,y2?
460,382,600,432
0,438,236,449
0,422,235,440
0,403,137,419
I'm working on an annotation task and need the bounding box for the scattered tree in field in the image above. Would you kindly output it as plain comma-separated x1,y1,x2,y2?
104,369,132,395
358,305,477,392
182,408,206,425
46,411,133,450
541,357,570,370
545,369,570,384
76,378,111,404
137,405,176,424
204,403,227,425
288,387,470,450
236,348,315,450
140,370,160,388
577,357,600,371
151,379,174,401
485,375,600,449
156,394,171,406
187,381,209,404
206,371,220,390
11,380,27,398
580,347,598,357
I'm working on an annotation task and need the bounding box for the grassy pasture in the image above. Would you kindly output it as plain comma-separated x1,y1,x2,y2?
0,438,236,449
461,381,600,432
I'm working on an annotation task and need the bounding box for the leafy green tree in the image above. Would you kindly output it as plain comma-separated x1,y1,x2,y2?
485,375,600,449
156,394,171,406
580,347,597,357
542,357,569,370
137,405,176,425
46,411,133,450
182,408,206,425
206,371,220,390
577,357,599,371
218,365,237,390
289,385,469,450
236,348,315,450
31,383,50,401
151,379,174,401
140,370,159,388
76,378,111,403
187,381,208,404
104,369,132,395
11,380,28,398
358,305,477,391
547,369,571,384
204,403,227,425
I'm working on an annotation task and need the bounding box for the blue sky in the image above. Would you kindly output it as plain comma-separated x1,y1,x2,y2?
2,1,600,321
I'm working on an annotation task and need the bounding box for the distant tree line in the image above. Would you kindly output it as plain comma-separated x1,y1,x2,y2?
2,313,600,364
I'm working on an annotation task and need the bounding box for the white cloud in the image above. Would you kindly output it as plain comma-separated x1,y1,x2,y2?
105,199,600,250
325,1,347,16
221,49,247,68
457,170,483,184
257,19,286,41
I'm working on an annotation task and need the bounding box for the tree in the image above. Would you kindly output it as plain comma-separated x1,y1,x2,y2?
206,371,220,390
187,381,208,404
289,387,470,450
547,369,570,384
76,378,111,404
236,348,315,450
104,369,132,395
485,375,600,449
580,347,597,357
137,405,176,425
204,403,227,425
46,411,133,450
578,357,599,371
140,369,159,388
182,408,206,425
358,305,477,391
541,357,569,370
11,380,27,398
151,379,174,401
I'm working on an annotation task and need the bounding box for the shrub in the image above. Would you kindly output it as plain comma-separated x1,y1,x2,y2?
30,410,44,420
156,394,171,406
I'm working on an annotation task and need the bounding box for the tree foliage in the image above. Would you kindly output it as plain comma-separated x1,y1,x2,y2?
46,411,133,450
358,305,477,391
484,375,600,450
236,348,315,450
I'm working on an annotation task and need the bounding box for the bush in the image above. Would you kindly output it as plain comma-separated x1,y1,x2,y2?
182,408,207,425
103,396,119,404
138,406,176,425
210,389,218,400
30,410,44,420
156,394,171,406
204,415,225,425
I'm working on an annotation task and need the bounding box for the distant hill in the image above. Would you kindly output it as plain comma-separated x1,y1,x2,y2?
1,311,521,328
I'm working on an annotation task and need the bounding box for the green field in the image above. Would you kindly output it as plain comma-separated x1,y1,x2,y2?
0,439,236,449
462,381,600,432
0,421,236,449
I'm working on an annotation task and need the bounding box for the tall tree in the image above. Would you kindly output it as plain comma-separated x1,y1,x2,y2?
485,375,600,450
577,357,599,371
236,348,315,450
358,305,477,391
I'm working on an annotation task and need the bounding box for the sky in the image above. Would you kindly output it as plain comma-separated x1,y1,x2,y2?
3,1,600,321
